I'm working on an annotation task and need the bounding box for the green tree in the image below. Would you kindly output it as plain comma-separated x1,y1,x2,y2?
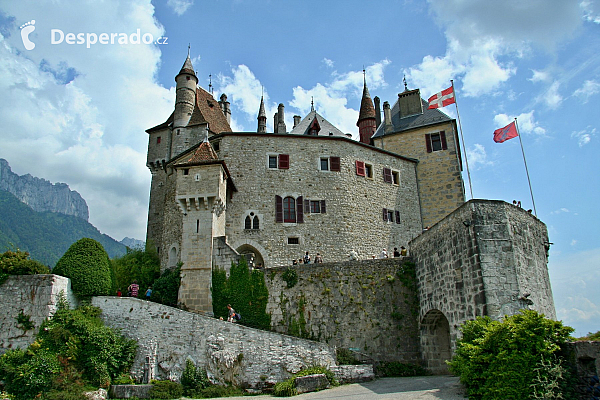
53,238,112,296
448,310,574,400
0,249,50,275
150,265,181,307
111,245,160,297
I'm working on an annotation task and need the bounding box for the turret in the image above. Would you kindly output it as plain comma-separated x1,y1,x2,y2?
218,93,231,125
174,55,198,129
277,103,287,133
357,72,377,145
257,96,267,133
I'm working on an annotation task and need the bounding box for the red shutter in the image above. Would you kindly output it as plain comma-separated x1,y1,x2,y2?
395,210,401,224
383,168,392,183
278,154,289,169
275,195,283,222
425,134,432,153
320,200,326,214
356,160,365,176
304,199,310,213
440,131,447,150
382,208,388,221
296,196,304,223
330,156,341,172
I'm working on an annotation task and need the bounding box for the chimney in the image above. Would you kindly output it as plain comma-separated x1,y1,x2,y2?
274,112,278,134
397,89,423,118
277,103,287,133
374,96,381,127
383,101,393,133
293,115,301,128
218,93,231,124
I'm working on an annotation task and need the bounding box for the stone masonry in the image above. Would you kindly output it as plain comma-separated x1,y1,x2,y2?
410,199,555,373
90,297,336,389
0,274,78,354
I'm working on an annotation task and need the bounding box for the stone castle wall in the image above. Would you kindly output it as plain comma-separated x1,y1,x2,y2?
0,275,78,353
265,258,421,363
90,297,336,388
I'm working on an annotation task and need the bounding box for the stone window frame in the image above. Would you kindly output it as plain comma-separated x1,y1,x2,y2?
243,211,262,230
356,160,374,179
318,156,341,172
383,167,400,185
303,198,327,215
425,131,448,153
275,195,304,224
287,236,301,245
382,207,401,224
267,153,289,170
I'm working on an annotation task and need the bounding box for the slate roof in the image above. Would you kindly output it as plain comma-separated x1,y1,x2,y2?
177,56,196,78
372,97,454,138
289,110,346,137
357,82,376,123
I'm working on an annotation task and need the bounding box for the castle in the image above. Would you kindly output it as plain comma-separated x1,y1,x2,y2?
145,54,468,312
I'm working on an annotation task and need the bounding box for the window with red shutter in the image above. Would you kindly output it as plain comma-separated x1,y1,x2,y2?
440,131,447,150
425,134,432,153
278,154,289,169
383,168,392,183
320,200,326,214
275,196,284,222
382,208,388,221
356,160,365,176
304,199,310,213
330,157,341,172
283,196,296,222
395,210,401,224
296,196,304,223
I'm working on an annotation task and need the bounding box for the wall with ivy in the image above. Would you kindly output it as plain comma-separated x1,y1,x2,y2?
265,258,420,363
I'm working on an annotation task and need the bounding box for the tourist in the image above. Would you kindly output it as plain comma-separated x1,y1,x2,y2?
227,304,236,322
379,248,388,259
314,253,323,263
349,249,359,260
393,247,401,257
304,251,311,264
145,286,152,300
400,246,408,257
128,280,139,297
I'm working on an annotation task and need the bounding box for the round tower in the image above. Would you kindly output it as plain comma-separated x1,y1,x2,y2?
357,72,377,145
174,55,198,129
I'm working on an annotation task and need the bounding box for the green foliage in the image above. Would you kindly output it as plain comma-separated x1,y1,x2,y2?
111,246,160,297
448,310,574,400
180,359,210,396
0,249,50,275
194,385,244,398
273,366,337,397
282,267,298,288
575,330,600,341
336,348,361,365
0,190,126,267
150,266,181,307
376,361,430,377
211,258,271,330
0,348,60,400
53,238,112,297
36,304,137,387
149,380,183,399
395,261,419,317
16,311,35,331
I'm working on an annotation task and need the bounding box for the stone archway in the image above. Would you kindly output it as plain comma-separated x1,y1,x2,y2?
236,244,264,269
420,309,452,374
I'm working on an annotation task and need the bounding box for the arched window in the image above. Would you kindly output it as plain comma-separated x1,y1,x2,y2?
283,197,296,223
245,215,252,230
253,215,260,229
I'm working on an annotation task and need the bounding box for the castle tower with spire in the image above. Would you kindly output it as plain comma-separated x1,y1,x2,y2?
174,55,198,130
357,72,377,144
257,96,267,133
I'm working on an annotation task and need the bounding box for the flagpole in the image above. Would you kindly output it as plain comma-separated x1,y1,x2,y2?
451,80,473,199
514,118,537,217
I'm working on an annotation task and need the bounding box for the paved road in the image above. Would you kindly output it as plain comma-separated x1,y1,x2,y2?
195,375,467,400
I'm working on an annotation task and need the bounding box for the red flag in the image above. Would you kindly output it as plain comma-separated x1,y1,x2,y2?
493,121,518,143
428,86,455,109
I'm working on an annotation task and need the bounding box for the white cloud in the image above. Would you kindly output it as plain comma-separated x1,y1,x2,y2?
581,0,600,24
571,126,596,147
167,0,193,16
536,81,563,109
408,1,583,99
573,79,600,102
0,0,172,241
467,143,493,168
551,207,571,215
493,111,546,136
322,58,334,68
529,69,550,83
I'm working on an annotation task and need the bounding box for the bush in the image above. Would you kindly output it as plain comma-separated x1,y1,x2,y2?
0,349,60,400
0,249,50,275
149,380,183,399
180,359,210,396
273,366,337,397
375,361,430,377
53,238,112,296
336,348,361,365
448,310,574,400
150,266,181,306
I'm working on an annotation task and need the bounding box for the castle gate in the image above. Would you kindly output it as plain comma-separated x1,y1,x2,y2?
420,309,451,374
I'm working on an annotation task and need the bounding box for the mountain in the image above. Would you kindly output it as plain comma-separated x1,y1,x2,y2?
0,158,89,221
121,237,145,249
0,189,126,267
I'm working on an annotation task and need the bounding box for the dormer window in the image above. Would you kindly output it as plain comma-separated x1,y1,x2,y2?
307,117,321,136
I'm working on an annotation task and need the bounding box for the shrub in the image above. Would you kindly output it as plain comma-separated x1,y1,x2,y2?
150,265,181,306
0,349,60,400
53,238,112,296
448,310,574,400
375,361,430,377
180,359,210,396
273,366,337,397
0,249,50,275
336,348,361,365
149,380,183,399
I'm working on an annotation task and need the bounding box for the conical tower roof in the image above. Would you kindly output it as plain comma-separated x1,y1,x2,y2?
357,75,376,124
176,55,197,80
258,96,266,119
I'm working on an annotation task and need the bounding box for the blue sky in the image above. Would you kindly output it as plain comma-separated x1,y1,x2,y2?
0,0,598,336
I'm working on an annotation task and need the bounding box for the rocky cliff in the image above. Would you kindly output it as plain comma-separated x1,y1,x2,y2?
0,158,89,221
